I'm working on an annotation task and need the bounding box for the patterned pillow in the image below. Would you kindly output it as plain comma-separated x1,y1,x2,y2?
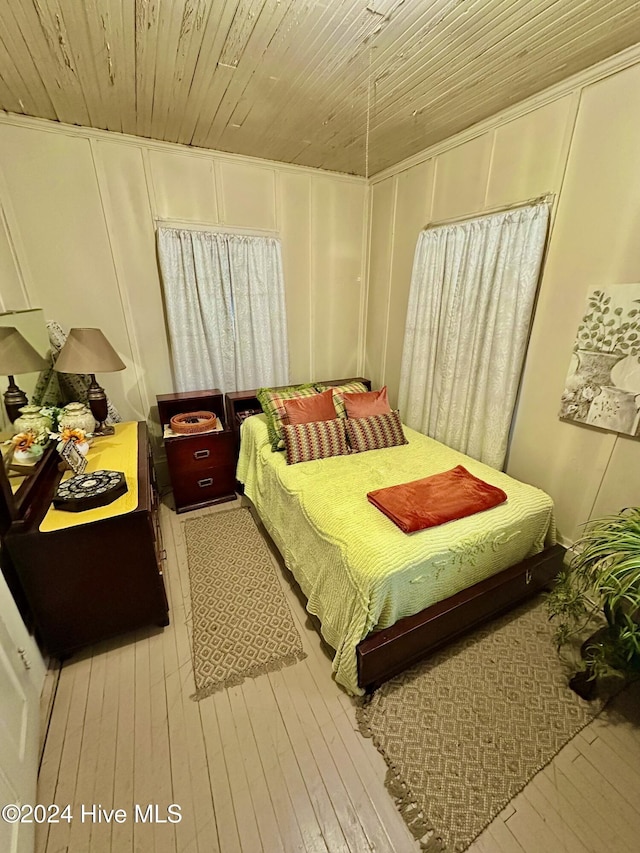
315,381,368,418
283,419,349,465
257,384,317,451
345,410,408,453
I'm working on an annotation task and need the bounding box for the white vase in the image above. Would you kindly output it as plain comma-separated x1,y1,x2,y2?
58,402,96,435
573,349,625,386
611,354,640,392
13,445,44,465
13,405,53,438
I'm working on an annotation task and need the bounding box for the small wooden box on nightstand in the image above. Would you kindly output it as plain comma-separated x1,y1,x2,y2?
157,389,237,513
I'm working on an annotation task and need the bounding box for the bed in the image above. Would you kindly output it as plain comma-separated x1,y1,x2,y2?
232,381,563,696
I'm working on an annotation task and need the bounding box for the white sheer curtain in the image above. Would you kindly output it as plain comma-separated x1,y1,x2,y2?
398,203,549,469
157,228,289,392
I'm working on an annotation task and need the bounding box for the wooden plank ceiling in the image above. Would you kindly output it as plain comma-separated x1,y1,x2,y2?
1,0,639,176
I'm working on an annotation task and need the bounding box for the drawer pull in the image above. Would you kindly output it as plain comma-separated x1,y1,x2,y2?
198,477,214,488
194,449,210,460
17,647,31,670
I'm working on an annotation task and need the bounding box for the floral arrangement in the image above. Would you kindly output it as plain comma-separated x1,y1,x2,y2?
13,422,50,446
4,430,45,463
50,426,91,457
575,290,640,355
8,430,39,451
4,423,93,464
53,427,89,445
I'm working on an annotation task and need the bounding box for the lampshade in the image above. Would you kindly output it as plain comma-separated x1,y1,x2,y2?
0,326,48,375
54,328,126,374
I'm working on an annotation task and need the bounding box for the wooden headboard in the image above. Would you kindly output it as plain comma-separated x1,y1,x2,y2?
225,376,371,444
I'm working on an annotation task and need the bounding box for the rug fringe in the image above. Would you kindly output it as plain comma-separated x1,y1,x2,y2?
354,698,374,737
356,700,445,851
191,649,307,701
355,694,446,853
384,766,446,852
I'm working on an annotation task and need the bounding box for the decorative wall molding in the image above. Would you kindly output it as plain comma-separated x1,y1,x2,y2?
90,137,149,421
0,110,367,185
0,173,32,312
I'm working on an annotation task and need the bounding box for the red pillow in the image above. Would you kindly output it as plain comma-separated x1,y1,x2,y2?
282,388,337,425
343,386,391,418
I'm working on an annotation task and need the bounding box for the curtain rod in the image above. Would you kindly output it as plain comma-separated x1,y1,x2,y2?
155,217,279,238
423,192,555,230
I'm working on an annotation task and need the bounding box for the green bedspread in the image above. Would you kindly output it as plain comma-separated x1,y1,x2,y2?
237,414,556,695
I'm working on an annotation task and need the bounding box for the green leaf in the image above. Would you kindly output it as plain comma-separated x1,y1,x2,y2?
547,507,640,680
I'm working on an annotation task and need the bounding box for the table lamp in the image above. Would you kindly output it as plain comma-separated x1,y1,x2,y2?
54,328,125,436
0,326,48,423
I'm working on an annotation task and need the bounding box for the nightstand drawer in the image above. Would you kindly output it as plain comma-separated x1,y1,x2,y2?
165,431,235,473
171,463,236,509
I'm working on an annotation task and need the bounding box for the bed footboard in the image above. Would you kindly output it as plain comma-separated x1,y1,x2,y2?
356,543,566,692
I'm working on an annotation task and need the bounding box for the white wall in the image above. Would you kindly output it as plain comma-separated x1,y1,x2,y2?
366,50,640,544
0,118,368,442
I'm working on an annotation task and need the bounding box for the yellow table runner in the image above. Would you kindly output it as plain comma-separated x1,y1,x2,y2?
40,421,140,533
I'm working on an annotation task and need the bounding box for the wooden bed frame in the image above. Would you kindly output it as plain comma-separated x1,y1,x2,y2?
226,378,565,693
356,543,565,690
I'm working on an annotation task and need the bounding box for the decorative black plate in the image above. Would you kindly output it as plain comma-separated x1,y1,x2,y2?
53,470,128,512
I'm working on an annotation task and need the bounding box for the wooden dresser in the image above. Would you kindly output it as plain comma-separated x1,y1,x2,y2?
157,390,236,513
5,422,169,658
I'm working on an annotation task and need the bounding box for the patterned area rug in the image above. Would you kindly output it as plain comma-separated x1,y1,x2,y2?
184,508,306,699
356,597,604,852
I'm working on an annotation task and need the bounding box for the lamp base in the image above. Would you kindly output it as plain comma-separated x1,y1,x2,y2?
87,374,113,436
93,422,115,436
4,376,28,423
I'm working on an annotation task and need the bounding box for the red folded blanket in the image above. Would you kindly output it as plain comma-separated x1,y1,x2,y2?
367,465,507,533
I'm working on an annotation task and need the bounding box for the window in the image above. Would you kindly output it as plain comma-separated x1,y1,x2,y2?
398,203,549,469
157,228,289,392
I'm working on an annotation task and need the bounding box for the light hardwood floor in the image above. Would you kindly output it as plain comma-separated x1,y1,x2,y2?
37,498,640,853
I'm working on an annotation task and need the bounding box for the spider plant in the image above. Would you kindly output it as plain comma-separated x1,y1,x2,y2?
547,507,640,687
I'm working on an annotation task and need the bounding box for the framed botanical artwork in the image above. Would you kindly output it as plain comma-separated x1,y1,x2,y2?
559,283,640,436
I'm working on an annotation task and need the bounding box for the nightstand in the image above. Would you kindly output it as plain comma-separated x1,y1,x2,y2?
157,390,236,513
